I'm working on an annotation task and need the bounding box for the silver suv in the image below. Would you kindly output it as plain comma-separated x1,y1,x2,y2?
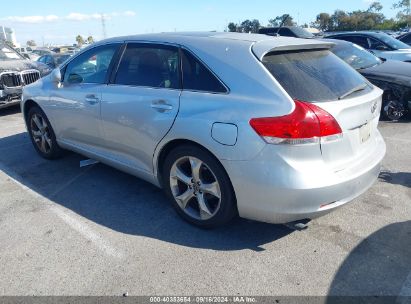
22,33,386,227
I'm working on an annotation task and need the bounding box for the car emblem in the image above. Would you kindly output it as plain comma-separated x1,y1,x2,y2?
371,101,378,114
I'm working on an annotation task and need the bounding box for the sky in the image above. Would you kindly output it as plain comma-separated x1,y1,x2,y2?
0,0,402,46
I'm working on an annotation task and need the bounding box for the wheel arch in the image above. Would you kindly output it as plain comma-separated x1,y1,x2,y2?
155,139,237,206
23,99,40,123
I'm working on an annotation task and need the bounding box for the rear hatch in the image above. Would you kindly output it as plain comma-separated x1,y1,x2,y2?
253,42,382,171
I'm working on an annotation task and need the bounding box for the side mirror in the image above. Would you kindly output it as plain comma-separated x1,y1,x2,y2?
23,54,30,59
67,73,83,84
50,68,61,84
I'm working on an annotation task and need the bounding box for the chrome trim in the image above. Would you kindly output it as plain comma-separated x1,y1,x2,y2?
0,69,40,89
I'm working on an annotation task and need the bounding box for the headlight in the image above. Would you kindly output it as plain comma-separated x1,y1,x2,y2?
40,67,52,77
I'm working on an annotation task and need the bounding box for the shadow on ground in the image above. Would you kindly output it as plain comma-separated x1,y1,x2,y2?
0,105,20,117
379,171,411,188
0,132,292,251
327,221,411,301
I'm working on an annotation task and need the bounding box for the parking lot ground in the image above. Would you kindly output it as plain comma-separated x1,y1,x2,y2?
0,106,410,297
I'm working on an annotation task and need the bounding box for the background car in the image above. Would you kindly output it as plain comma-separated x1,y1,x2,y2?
22,33,385,228
32,48,54,57
37,53,71,69
16,46,40,61
0,43,52,109
326,31,411,62
326,39,411,121
258,26,315,38
396,32,411,46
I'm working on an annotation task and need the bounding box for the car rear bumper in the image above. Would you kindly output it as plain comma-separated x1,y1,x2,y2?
222,131,386,224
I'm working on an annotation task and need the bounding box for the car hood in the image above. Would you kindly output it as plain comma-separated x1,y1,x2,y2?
360,60,411,85
0,59,52,76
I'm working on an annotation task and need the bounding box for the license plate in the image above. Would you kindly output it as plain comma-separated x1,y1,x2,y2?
359,122,371,144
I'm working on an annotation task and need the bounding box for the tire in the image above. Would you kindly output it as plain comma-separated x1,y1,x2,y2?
27,106,64,159
381,91,406,121
162,144,237,228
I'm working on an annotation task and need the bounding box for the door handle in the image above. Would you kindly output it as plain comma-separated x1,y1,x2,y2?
85,94,100,105
151,100,173,112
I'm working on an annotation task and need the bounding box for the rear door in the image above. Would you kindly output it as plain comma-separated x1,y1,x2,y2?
100,43,181,173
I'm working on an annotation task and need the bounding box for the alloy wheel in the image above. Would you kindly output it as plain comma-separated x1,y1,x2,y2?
30,113,52,154
169,156,221,221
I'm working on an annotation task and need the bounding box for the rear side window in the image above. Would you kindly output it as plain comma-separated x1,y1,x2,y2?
181,49,227,93
262,49,370,102
339,36,369,49
114,43,180,89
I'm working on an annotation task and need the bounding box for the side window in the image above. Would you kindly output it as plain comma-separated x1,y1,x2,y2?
342,36,369,49
64,44,119,84
401,34,411,44
114,44,180,89
45,56,53,65
368,38,389,50
181,49,227,93
279,28,295,37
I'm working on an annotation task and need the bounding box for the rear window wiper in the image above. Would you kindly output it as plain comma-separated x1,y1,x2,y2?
338,83,367,100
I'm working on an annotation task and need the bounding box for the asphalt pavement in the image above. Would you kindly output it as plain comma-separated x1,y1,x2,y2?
0,106,410,297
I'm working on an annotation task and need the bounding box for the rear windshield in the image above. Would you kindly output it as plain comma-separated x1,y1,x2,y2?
262,49,370,102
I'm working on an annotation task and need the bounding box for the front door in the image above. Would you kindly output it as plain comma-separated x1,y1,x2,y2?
48,44,120,150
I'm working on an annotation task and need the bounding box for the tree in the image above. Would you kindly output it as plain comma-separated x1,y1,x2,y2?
312,13,332,31
76,35,84,46
268,14,295,27
227,22,238,32
240,19,261,33
26,40,36,47
393,0,411,26
87,36,94,44
368,2,383,12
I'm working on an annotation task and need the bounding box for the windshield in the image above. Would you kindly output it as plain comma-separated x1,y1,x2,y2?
55,55,71,65
291,27,314,39
331,43,381,70
0,44,24,60
262,49,370,102
375,33,411,50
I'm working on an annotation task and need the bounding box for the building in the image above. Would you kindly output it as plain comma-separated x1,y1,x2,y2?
0,26,18,47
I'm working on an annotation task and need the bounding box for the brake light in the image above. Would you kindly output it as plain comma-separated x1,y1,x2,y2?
249,100,342,145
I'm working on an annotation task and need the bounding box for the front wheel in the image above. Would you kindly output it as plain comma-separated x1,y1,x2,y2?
27,106,63,159
162,145,237,228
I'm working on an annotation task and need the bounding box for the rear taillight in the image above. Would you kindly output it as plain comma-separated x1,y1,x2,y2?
249,100,343,145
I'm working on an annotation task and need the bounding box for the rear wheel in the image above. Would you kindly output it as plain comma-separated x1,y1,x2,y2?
27,106,63,159
162,145,237,228
382,91,406,121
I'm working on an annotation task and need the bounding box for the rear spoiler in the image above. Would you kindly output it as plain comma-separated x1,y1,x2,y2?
252,38,335,61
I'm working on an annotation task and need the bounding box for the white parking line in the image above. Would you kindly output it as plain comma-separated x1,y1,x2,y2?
0,163,125,259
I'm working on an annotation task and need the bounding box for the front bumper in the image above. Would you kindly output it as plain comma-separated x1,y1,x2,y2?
222,131,386,224
0,88,22,109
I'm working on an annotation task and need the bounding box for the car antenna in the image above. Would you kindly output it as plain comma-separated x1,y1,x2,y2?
276,14,290,36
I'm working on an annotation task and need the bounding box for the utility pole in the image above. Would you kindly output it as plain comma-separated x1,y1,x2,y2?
101,14,107,39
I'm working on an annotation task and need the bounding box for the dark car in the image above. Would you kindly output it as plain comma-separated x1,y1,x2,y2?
37,53,71,69
326,38,411,120
326,31,411,62
0,43,52,109
397,32,411,46
258,26,314,38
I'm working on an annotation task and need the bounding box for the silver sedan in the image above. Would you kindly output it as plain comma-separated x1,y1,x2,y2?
22,32,386,228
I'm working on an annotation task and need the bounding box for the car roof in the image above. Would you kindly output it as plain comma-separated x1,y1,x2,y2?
327,31,386,38
93,32,333,60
